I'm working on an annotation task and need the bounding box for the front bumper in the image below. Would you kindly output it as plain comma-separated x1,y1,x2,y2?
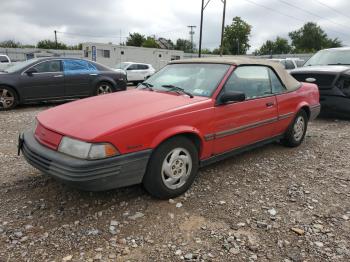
20,132,152,191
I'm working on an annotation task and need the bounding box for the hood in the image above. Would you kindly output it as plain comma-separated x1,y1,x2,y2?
291,65,350,74
37,89,207,141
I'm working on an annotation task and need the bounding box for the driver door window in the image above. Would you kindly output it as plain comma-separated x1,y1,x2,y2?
31,60,61,73
223,66,272,99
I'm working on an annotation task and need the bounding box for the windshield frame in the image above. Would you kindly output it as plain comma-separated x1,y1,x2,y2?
141,62,231,98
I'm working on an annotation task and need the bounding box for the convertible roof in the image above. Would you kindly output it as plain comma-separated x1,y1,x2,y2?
170,57,301,91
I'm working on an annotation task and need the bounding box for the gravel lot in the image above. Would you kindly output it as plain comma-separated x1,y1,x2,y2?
0,104,349,262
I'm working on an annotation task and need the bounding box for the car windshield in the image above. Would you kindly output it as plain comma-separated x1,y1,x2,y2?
304,49,350,66
115,62,130,70
141,63,230,97
5,59,39,73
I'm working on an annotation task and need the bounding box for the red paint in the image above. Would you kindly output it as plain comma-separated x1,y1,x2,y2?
35,66,320,160
34,122,62,150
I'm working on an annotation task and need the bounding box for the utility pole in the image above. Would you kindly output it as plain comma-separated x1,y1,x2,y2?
54,30,58,49
188,25,196,53
220,0,226,57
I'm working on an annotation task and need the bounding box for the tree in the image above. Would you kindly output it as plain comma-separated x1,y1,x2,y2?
223,17,252,55
142,37,159,48
175,39,193,53
289,22,342,53
126,32,146,47
201,48,212,54
0,40,21,48
255,37,292,55
37,39,67,49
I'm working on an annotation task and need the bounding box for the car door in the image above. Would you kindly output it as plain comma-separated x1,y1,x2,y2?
213,65,278,154
63,59,96,97
126,63,138,81
19,59,65,100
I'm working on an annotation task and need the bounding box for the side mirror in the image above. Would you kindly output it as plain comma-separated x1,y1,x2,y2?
219,91,246,104
26,68,37,76
305,77,316,83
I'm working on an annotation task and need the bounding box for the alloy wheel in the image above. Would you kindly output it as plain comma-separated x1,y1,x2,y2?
293,116,305,141
97,84,112,95
161,147,193,190
0,88,15,109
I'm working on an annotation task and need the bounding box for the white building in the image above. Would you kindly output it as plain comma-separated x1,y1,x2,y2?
82,42,184,70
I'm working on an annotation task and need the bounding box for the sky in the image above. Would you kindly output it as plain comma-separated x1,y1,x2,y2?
1,0,350,53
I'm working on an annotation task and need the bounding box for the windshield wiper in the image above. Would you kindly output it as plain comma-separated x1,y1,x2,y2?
139,82,154,91
161,85,194,98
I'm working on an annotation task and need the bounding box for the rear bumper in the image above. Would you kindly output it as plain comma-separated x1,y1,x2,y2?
20,132,151,191
310,104,321,120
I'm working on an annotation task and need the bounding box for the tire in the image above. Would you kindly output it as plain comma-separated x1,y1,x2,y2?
0,86,18,110
282,110,308,147
143,136,199,199
95,82,114,96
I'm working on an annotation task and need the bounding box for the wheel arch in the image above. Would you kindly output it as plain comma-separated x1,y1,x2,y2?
296,102,311,119
150,127,205,157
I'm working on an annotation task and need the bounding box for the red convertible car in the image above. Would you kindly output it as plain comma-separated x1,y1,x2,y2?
19,58,320,199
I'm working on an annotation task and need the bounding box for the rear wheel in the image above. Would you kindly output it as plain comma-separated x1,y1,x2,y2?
143,136,199,199
0,86,18,110
96,82,113,96
282,110,308,147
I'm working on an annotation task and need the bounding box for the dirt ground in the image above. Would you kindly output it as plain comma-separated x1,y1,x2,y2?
0,104,349,262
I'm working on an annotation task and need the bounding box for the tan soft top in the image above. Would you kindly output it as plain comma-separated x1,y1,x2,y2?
169,57,301,91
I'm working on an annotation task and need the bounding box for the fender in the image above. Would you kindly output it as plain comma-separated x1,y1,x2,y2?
150,125,206,153
295,101,311,117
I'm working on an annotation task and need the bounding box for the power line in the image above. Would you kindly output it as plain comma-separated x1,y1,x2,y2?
243,0,350,38
278,0,350,31
313,0,350,21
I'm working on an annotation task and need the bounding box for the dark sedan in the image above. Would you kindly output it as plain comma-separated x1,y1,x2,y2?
0,58,127,109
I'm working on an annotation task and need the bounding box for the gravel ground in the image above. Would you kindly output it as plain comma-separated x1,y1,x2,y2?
0,104,349,262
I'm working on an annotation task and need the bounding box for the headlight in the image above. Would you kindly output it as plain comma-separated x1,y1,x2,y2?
58,136,119,160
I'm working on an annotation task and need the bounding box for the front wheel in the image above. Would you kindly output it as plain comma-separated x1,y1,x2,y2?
96,82,113,96
282,110,308,147
143,136,199,199
0,86,18,110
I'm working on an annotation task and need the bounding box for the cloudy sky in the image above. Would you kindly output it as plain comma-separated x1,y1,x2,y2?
1,0,349,53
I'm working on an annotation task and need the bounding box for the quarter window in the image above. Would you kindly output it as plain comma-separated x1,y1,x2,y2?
32,60,61,73
224,66,272,99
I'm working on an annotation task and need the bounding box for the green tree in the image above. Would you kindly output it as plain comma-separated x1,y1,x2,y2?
289,22,342,53
142,37,159,48
256,37,292,55
126,32,146,47
37,39,67,49
223,17,252,55
0,40,21,48
201,48,212,54
175,39,193,52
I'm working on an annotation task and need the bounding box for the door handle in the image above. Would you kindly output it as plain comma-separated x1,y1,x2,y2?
53,74,63,78
266,102,275,107
90,73,98,76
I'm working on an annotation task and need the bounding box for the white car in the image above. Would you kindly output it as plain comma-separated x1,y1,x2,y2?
114,62,155,84
269,58,304,72
0,54,12,71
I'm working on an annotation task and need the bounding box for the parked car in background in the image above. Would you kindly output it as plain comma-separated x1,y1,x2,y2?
269,58,298,72
0,58,127,110
19,57,320,199
114,62,155,84
291,47,350,117
0,54,12,71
